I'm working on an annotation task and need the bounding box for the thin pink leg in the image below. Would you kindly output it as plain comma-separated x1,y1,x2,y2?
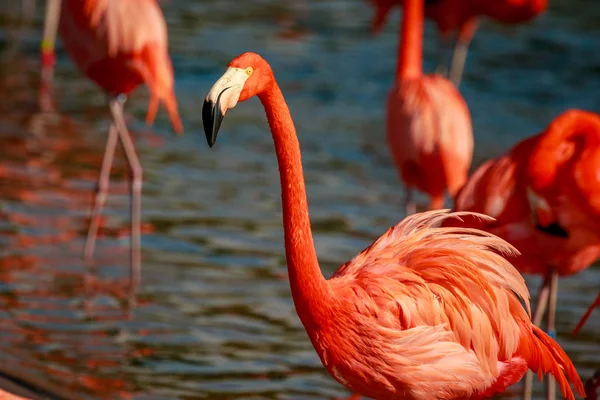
84,123,118,262
109,95,142,293
545,271,558,400
434,33,452,78
522,274,551,400
41,0,62,83
448,18,479,88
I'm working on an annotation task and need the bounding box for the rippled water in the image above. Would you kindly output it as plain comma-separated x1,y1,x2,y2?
0,0,599,399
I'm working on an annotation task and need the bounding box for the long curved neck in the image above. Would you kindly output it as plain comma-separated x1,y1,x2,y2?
397,0,423,82
258,82,331,326
529,111,600,191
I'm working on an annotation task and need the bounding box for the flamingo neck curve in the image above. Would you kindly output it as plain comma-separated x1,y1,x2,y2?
258,82,331,328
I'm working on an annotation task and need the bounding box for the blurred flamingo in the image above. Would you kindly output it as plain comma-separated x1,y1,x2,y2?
386,0,472,214
58,0,183,288
369,0,547,86
572,292,600,335
201,52,584,400
451,109,600,400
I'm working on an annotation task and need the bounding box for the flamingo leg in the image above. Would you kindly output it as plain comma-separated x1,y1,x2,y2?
109,95,142,293
434,32,452,78
522,274,551,400
405,187,416,216
41,0,62,82
545,270,558,400
448,18,479,88
84,122,118,262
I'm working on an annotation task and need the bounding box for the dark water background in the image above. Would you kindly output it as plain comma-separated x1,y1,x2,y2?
0,0,599,399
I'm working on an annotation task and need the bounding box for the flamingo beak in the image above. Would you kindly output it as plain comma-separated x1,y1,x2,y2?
202,67,250,147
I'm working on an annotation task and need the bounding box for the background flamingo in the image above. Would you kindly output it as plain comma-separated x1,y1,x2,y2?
58,0,183,290
370,0,547,86
451,109,600,400
386,0,473,214
201,51,584,400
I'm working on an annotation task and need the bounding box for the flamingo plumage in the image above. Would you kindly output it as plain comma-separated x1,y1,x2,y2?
58,0,183,289
201,52,584,400
451,109,600,399
386,0,473,214
370,0,547,86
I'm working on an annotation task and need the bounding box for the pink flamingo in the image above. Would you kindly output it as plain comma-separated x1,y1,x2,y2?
58,0,183,287
201,52,584,400
387,0,473,214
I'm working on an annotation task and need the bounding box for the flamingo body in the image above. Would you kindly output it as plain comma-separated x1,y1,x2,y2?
202,52,584,400
387,74,473,210
59,0,182,129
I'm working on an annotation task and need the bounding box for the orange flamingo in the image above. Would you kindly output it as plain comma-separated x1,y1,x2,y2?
201,52,584,400
57,0,183,287
451,109,600,399
572,292,600,335
370,0,547,86
386,0,473,214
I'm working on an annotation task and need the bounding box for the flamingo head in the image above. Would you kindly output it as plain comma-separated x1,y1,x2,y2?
202,52,273,147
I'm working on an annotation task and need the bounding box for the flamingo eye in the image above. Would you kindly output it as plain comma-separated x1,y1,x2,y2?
245,67,253,76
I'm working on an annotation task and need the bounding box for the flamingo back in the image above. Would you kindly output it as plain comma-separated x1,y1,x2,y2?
386,75,473,201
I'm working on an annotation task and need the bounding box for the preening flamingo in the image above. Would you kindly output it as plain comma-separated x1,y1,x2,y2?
201,52,584,400
572,292,600,335
451,109,600,399
369,0,547,86
58,0,183,288
386,0,473,214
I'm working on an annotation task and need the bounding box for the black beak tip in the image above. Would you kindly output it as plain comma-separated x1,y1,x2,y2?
202,98,225,148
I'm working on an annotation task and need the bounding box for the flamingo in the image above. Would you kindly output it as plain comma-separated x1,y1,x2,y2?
369,0,547,86
386,0,473,214
451,109,600,400
572,292,600,335
201,51,584,400
58,0,183,288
